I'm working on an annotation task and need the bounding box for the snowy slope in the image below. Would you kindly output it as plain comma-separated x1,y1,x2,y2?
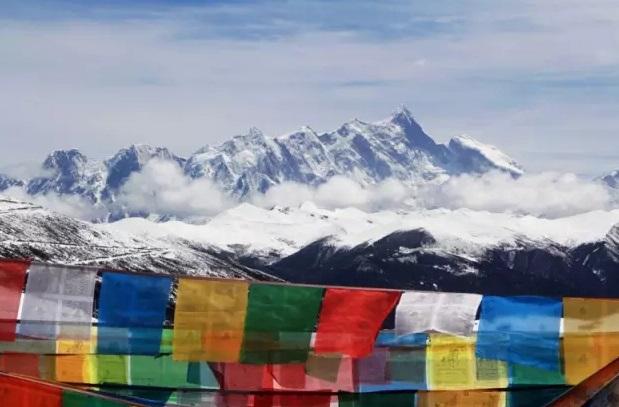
447,135,523,176
110,202,619,259
1,196,618,296
0,198,274,280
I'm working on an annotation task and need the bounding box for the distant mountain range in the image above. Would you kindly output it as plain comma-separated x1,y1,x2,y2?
0,107,530,221
1,197,618,297
0,106,617,295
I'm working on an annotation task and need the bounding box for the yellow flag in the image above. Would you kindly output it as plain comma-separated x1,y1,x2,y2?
563,332,619,385
564,297,619,334
417,390,506,407
427,334,508,390
55,355,94,384
563,298,619,384
56,327,97,354
173,279,249,362
475,357,508,389
427,334,476,390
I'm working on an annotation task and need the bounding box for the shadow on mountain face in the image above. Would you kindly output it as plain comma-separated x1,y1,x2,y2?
267,227,619,298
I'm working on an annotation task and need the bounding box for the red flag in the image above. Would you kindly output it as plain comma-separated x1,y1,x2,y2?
0,374,62,406
221,363,268,391
314,288,401,357
0,354,40,378
0,260,29,341
273,394,332,407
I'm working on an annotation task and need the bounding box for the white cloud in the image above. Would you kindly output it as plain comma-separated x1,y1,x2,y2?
252,176,411,212
417,171,614,218
115,159,232,218
2,186,107,221
252,171,616,218
3,165,616,221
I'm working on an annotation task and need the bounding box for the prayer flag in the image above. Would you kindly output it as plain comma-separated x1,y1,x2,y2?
417,390,505,406
356,347,389,385
475,357,508,389
219,362,268,391
55,355,93,384
387,347,427,389
508,362,565,386
314,288,401,357
268,394,333,407
0,336,56,354
0,374,62,407
173,279,248,362
95,355,127,385
62,390,128,407
339,392,416,407
563,332,619,385
130,355,215,388
395,291,481,337
476,296,562,371
240,284,323,364
0,353,40,378
268,363,307,390
19,265,96,340
376,331,427,348
98,272,172,355
303,353,356,392
0,259,29,341
426,334,476,390
564,297,619,334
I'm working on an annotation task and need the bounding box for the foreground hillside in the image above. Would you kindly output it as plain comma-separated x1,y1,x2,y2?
0,198,274,280
4,197,618,297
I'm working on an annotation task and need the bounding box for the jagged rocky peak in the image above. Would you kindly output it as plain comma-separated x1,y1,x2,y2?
384,105,439,151
104,144,184,192
0,174,24,191
42,149,89,174
608,223,619,247
602,170,619,189
26,149,103,200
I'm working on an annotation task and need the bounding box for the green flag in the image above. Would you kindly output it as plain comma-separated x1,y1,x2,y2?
240,284,323,364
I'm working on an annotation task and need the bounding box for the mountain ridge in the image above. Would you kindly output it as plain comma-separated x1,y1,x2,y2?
0,106,524,220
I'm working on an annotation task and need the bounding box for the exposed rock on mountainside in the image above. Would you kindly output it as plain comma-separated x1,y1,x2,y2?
0,107,523,219
0,198,274,280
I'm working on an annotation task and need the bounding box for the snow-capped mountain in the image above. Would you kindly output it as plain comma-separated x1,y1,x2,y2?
0,107,524,219
185,106,523,197
0,174,23,190
0,197,274,280
102,144,185,201
2,197,618,297
26,149,105,203
602,169,619,189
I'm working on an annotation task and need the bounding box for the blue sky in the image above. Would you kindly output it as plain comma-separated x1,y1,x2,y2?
1,0,618,176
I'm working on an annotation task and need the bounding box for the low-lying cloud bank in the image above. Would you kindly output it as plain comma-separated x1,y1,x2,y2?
116,160,232,218
253,171,615,219
419,171,615,218
2,159,616,221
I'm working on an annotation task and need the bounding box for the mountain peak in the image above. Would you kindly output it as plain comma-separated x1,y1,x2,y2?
601,169,618,189
43,149,87,170
389,105,415,123
448,135,523,176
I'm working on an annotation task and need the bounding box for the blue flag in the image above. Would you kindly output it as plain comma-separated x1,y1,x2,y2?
476,296,562,372
98,272,172,355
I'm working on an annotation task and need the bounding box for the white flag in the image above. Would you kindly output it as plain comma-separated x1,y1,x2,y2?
19,264,96,340
395,291,482,337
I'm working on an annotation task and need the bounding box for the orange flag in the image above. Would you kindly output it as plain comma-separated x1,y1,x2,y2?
314,288,401,357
